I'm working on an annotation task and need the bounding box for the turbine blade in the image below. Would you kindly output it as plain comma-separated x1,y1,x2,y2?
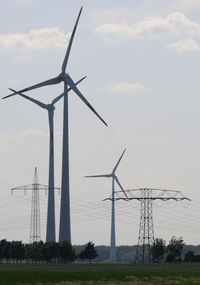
114,175,128,198
51,76,86,105
66,76,108,126
112,149,126,173
9,88,47,109
3,77,61,99
85,174,111,178
62,7,83,73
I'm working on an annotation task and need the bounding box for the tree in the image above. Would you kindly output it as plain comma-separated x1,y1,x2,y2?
166,253,174,262
27,241,44,263
79,249,86,262
166,236,185,262
79,241,98,264
151,238,166,263
184,250,194,262
42,242,52,263
0,239,8,263
24,243,32,262
42,242,59,263
10,241,25,263
59,240,76,263
4,241,11,263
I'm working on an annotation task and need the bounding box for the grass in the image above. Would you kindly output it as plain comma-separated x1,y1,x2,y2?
0,263,200,284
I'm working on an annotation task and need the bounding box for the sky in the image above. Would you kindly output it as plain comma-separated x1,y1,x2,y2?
0,0,200,246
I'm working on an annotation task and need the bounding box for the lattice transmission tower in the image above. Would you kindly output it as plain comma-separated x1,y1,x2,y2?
104,188,191,263
11,167,49,243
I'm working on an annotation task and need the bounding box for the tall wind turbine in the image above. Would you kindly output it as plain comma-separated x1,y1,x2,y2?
9,77,86,242
3,7,107,242
85,149,128,262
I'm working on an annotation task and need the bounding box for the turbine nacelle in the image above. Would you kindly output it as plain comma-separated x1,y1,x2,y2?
58,73,69,81
47,104,55,111
85,149,128,198
64,74,72,83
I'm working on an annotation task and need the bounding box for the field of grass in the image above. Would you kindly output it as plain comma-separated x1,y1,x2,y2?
0,263,200,285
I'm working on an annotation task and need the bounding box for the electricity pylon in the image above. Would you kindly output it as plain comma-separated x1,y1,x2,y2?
11,167,59,243
104,188,191,263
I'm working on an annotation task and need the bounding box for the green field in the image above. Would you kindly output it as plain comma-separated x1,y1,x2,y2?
0,263,200,285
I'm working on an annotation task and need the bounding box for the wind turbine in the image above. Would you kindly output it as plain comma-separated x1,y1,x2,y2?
3,7,107,242
85,149,128,262
9,76,86,242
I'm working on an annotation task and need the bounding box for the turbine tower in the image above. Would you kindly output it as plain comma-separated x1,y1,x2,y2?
3,7,107,243
85,149,128,262
9,77,85,242
105,188,191,263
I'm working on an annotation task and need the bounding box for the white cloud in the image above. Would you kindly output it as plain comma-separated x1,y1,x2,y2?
111,82,144,93
95,12,200,40
16,128,48,139
0,127,48,153
168,39,200,52
0,126,64,153
0,28,70,51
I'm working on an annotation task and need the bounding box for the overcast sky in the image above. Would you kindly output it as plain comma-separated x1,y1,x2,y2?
0,0,200,246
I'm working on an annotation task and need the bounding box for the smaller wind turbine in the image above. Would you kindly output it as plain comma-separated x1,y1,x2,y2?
85,149,128,262
9,76,85,242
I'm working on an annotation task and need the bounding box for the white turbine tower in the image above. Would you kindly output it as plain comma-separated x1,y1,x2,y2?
3,7,107,243
9,77,86,242
85,149,128,262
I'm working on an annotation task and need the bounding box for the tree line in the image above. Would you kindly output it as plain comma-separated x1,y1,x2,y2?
151,236,200,263
0,239,98,264
0,236,199,263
